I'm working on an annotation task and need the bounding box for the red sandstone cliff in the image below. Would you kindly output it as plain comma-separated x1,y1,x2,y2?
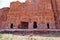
0,0,60,29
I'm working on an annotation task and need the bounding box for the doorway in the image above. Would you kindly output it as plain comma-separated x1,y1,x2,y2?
21,22,29,29
33,22,37,29
10,23,13,29
47,23,50,29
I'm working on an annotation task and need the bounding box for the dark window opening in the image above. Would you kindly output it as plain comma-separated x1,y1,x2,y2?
47,23,49,29
33,22,37,29
21,22,29,29
10,24,13,29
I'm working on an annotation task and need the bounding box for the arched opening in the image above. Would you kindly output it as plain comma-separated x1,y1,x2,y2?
47,23,50,29
10,23,13,29
33,22,37,29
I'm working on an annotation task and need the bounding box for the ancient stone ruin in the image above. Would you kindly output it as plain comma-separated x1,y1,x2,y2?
0,0,60,32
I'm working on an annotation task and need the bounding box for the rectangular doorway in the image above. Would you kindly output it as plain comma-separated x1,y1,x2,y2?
21,22,29,29
33,22,37,29
47,23,50,29
10,23,13,29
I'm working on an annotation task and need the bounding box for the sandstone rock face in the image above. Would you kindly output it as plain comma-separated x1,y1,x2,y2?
0,0,60,29
0,8,9,28
54,0,60,29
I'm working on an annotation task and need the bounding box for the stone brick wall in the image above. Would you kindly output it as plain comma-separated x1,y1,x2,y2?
55,0,60,29
51,0,60,29
1,0,60,29
0,8,9,28
6,0,55,29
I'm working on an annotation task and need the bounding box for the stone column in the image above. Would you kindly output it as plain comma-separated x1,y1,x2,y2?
29,22,33,29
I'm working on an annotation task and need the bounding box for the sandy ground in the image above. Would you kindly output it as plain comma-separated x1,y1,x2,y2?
0,33,60,40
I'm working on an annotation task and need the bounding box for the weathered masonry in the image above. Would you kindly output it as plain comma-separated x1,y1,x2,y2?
0,0,60,31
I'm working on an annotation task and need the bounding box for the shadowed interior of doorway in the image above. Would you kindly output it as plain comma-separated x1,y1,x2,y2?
18,22,29,29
